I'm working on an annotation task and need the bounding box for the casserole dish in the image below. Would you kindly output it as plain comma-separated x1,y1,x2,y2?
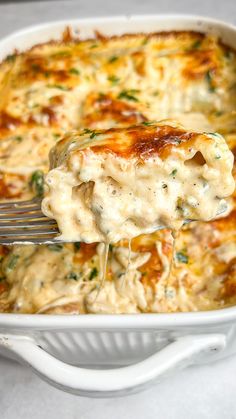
0,14,236,397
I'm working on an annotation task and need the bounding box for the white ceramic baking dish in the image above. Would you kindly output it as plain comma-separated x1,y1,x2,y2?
0,15,236,398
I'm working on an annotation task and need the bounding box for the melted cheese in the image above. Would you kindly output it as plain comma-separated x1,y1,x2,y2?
0,30,235,314
42,122,234,243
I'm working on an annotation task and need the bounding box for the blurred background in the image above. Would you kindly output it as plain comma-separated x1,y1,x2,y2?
0,0,235,39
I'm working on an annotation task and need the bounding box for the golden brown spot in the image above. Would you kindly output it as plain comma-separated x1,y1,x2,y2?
81,93,146,129
90,124,196,159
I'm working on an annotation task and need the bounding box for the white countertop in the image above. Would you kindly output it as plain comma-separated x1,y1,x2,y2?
0,1,236,418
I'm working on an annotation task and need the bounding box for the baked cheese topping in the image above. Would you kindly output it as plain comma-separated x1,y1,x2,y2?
0,30,235,314
42,122,234,243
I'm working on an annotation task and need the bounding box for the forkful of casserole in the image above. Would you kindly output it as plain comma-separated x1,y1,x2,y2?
0,120,234,244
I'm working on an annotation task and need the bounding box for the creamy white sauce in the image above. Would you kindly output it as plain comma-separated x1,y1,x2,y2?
42,126,235,244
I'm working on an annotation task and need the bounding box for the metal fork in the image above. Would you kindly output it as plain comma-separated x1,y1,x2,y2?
0,197,60,244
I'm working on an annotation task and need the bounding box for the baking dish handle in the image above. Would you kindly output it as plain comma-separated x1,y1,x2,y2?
0,333,225,397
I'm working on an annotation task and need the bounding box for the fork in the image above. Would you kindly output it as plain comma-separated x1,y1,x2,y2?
0,196,169,245
0,197,60,244
0,197,208,245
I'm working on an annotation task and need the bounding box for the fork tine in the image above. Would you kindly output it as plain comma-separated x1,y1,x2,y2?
0,197,41,208
0,229,59,237
0,238,62,244
0,211,46,220
0,197,61,244
0,220,57,228
0,205,41,214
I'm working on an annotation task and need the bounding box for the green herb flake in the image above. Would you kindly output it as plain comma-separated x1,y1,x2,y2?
14,136,22,142
171,169,177,177
215,111,223,117
6,53,16,63
82,128,100,139
205,70,216,93
48,244,63,252
44,71,50,78
109,56,118,63
191,40,202,50
91,131,100,139
7,254,19,272
82,128,93,135
47,84,69,91
53,51,70,58
207,132,221,138
89,267,98,280
215,154,221,159
108,75,120,84
90,44,99,49
142,121,155,126
53,133,61,140
109,244,114,251
74,242,81,251
118,89,139,102
224,50,234,60
175,251,188,264
69,68,80,75
31,63,41,72
68,272,79,280
141,37,149,46
176,197,184,213
30,170,44,197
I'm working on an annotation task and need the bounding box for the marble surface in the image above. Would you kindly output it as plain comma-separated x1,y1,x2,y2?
0,0,236,418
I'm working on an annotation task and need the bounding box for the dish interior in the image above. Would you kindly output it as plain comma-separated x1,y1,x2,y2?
0,23,235,315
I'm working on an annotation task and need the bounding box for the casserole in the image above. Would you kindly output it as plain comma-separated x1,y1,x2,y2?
43,123,234,242
0,15,236,397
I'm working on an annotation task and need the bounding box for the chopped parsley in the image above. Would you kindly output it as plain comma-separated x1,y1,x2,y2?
74,242,81,251
170,169,177,177
118,89,139,102
215,154,221,159
205,70,215,93
90,44,99,49
175,251,188,264
82,128,100,139
47,84,69,91
7,254,19,272
69,68,80,75
48,243,63,252
53,133,61,140
224,50,234,60
67,272,79,280
108,75,120,84
142,121,156,126
53,51,70,57
109,56,118,63
14,136,22,142
142,37,149,45
176,197,184,213
89,267,98,280
190,39,202,50
30,170,44,197
6,53,16,63
207,132,221,138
